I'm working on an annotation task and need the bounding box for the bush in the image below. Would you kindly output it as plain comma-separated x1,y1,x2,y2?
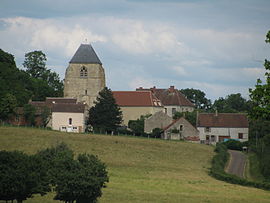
223,140,243,151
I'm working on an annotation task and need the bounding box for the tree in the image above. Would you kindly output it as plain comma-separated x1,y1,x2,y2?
180,88,212,110
40,106,51,127
0,93,17,122
0,151,50,203
23,51,47,79
87,87,122,133
249,32,270,120
54,154,109,203
248,30,270,180
23,50,64,100
128,114,151,136
23,104,36,126
173,111,197,126
37,143,108,203
212,93,250,113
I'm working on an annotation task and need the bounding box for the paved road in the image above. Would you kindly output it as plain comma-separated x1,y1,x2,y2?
226,150,246,178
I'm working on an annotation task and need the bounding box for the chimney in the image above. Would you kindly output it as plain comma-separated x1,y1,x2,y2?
169,85,175,93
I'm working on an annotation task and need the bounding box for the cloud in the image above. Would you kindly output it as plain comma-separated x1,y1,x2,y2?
170,66,188,76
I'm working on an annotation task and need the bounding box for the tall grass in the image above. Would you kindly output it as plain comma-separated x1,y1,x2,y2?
1,126,270,203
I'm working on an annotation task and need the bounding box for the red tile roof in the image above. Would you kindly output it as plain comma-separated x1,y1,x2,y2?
197,113,249,128
112,91,163,107
136,86,194,107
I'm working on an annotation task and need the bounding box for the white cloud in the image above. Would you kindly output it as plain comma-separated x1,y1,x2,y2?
171,66,188,76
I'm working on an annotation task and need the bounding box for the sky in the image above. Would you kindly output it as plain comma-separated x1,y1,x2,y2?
0,0,269,101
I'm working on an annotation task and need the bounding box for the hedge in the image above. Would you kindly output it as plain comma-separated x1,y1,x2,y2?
210,143,270,190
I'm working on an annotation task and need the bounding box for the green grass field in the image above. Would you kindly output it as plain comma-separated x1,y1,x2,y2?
1,126,270,202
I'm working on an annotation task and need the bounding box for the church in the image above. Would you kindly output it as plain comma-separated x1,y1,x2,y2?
19,43,194,133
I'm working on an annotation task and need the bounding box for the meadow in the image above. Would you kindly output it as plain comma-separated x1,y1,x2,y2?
0,126,270,202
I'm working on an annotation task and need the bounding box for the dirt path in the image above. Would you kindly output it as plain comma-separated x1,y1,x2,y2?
226,150,246,178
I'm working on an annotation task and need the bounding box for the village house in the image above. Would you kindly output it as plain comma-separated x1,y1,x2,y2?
136,86,195,117
162,117,200,142
112,91,163,126
144,111,173,134
197,112,249,144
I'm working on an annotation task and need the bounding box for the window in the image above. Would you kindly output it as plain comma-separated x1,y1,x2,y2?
238,133,243,139
180,125,183,131
69,118,72,125
85,89,87,95
80,66,88,77
73,127,77,130
172,108,176,115
62,126,67,130
205,127,211,132
164,108,167,114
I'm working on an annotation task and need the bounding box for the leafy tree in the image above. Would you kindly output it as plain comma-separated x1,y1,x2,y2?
248,30,270,180
128,114,151,136
87,87,122,133
249,32,270,120
54,154,109,203
212,93,250,113
37,143,108,203
173,111,197,126
0,151,50,203
0,49,32,106
40,106,51,127
180,88,212,110
23,50,64,100
151,128,163,138
23,104,36,126
23,51,47,79
0,93,17,122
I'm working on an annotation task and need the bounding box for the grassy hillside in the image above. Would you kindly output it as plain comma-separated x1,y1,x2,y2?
1,126,270,202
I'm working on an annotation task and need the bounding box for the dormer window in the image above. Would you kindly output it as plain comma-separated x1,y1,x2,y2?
80,66,88,77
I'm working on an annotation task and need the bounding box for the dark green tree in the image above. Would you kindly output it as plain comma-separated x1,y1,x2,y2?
54,154,109,203
0,93,17,122
180,88,212,110
23,51,47,79
23,50,64,100
248,30,270,180
0,49,32,106
173,111,197,126
212,93,250,113
87,87,122,133
0,151,50,203
249,32,270,120
23,104,36,126
128,114,151,136
40,106,51,127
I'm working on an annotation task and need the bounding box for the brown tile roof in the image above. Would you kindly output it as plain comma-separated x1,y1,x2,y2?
112,91,163,107
52,103,85,113
136,86,194,107
197,113,249,128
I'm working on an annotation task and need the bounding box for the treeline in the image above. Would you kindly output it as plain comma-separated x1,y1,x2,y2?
0,49,63,122
0,143,108,203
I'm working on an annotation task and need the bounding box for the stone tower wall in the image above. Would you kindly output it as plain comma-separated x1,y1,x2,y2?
64,63,105,108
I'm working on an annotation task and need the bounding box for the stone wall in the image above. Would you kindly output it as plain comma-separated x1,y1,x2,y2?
64,63,105,109
144,111,173,133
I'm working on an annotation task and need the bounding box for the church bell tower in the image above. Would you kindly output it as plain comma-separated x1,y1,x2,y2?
64,44,105,108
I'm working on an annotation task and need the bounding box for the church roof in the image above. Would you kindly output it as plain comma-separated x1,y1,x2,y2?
69,44,102,64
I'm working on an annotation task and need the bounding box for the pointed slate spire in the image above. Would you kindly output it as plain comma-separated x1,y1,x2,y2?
69,44,102,64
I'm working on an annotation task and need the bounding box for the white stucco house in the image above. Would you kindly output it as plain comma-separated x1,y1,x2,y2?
52,103,86,133
197,112,249,144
